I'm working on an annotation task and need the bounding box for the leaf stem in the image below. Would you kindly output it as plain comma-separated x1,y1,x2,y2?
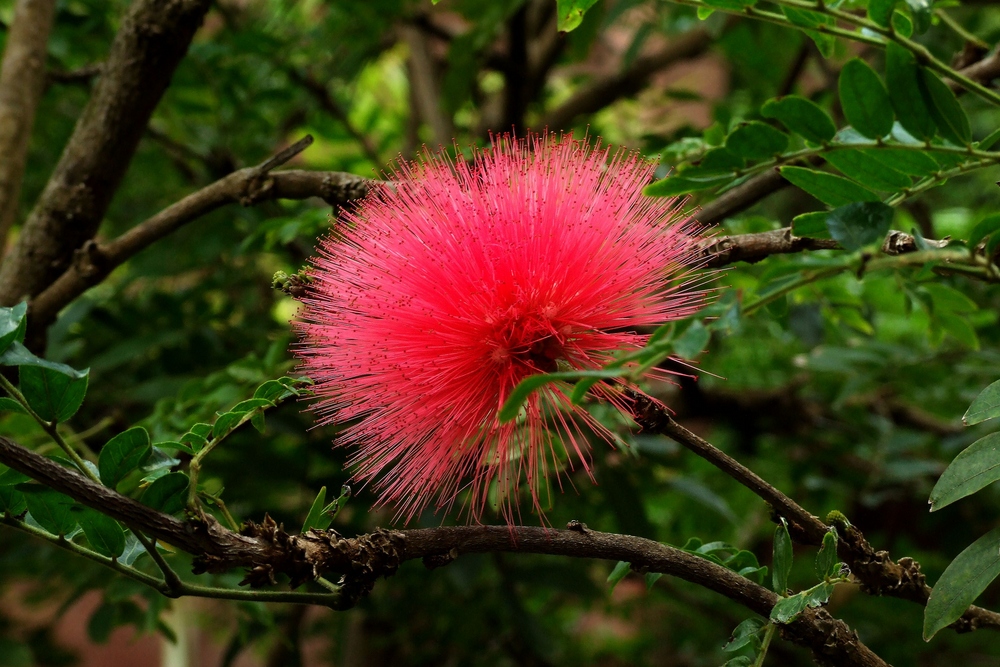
1,512,344,607
0,373,99,483
754,623,778,667
934,9,990,49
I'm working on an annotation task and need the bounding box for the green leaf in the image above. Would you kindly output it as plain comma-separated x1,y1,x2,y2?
781,5,830,27
98,427,152,489
645,572,663,590
0,302,27,355
499,369,626,423
792,212,833,239
703,0,756,9
556,0,600,32
75,507,125,558
212,411,246,439
684,147,745,175
868,0,896,27
978,127,1000,150
153,440,196,456
773,519,792,593
924,528,1000,640
119,532,148,567
816,528,840,579
302,486,328,532
967,214,1000,248
825,202,894,251
891,10,913,37
607,560,631,590
761,96,836,144
725,121,789,159
825,150,911,191
643,175,728,197
904,0,932,34
141,472,189,514
771,581,837,623
0,463,30,486
0,343,89,423
922,284,977,315
839,59,894,140
919,69,971,145
19,485,78,535
779,167,880,207
885,43,935,140
861,148,939,176
230,398,274,413
672,321,710,359
723,617,765,652
802,580,838,607
0,397,27,414
964,379,1000,425
0,485,26,515
254,379,294,402
0,485,28,516
930,433,1000,511
770,592,808,623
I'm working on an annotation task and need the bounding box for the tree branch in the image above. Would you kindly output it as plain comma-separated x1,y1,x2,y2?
694,170,791,227
0,0,212,305
538,28,713,131
29,140,370,329
628,394,1000,634
0,0,58,250
0,435,886,666
401,23,454,147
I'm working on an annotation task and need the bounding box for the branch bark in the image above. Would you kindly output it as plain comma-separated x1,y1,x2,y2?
0,0,212,306
0,0,58,250
538,28,713,131
694,170,791,227
30,159,370,328
0,435,886,667
628,394,1000,634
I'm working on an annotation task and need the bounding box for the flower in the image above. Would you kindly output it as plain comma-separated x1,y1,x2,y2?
295,134,706,523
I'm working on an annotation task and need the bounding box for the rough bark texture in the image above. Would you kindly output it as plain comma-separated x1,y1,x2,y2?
0,435,887,666
0,0,212,305
629,394,1000,634
0,0,58,249
29,168,369,328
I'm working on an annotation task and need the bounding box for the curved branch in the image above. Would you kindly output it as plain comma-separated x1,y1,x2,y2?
628,394,1000,634
538,28,713,131
0,0,58,249
0,436,884,666
29,158,370,329
0,0,212,305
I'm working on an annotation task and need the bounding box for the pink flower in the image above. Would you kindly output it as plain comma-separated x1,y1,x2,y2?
295,134,706,524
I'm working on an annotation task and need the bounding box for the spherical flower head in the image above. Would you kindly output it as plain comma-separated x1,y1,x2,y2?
295,134,707,524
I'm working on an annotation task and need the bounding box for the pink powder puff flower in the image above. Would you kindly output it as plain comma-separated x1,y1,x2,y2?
295,134,707,524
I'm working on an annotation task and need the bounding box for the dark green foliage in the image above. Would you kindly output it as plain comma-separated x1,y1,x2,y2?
2,0,1000,664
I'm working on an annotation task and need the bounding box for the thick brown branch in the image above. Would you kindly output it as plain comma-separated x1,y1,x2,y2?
0,0,58,250
695,170,791,227
0,0,212,305
695,226,945,268
30,160,369,328
697,227,840,267
629,395,1000,634
538,28,713,131
0,436,884,666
